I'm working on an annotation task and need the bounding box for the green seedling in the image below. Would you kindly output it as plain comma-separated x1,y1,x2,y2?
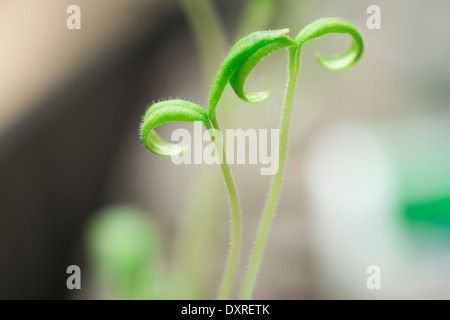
140,17,363,300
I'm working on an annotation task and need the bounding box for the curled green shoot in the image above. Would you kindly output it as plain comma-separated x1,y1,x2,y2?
141,99,212,157
238,17,364,300
208,29,294,299
140,99,240,300
140,28,295,300
208,29,295,118
140,17,363,300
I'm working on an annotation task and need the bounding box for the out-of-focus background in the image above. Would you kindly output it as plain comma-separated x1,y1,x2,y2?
1,0,450,299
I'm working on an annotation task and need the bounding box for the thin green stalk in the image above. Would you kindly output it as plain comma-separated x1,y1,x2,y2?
177,0,284,299
210,114,241,300
240,47,299,300
207,30,294,299
141,99,242,300
239,18,364,299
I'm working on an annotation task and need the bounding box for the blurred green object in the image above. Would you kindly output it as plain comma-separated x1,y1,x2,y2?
235,0,280,37
86,206,171,299
382,113,450,227
405,198,450,226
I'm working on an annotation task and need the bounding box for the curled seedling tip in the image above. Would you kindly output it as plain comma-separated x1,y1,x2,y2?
240,17,364,300
294,17,364,71
140,99,211,157
208,29,296,116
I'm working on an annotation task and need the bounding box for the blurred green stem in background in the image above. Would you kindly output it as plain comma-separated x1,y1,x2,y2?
174,0,227,299
175,0,280,299
179,0,227,81
235,0,280,38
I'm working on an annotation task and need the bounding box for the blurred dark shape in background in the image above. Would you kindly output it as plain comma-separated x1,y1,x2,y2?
0,0,246,300
0,0,183,299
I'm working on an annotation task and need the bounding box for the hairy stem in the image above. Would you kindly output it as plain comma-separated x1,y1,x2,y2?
179,0,284,299
210,114,241,300
240,46,300,300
